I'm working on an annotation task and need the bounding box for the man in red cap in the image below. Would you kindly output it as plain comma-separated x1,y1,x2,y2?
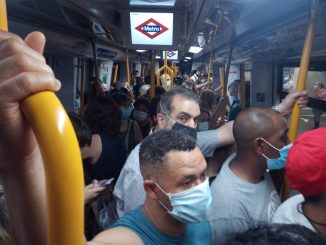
273,127,326,235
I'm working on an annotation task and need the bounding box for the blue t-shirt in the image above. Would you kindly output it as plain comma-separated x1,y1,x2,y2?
112,207,211,245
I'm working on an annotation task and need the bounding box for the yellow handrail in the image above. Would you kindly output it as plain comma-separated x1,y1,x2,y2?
207,52,212,84
113,64,119,84
126,51,131,85
282,13,317,201
0,1,84,244
219,66,227,123
156,52,174,90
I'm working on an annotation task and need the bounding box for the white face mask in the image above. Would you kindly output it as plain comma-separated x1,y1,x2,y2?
133,110,148,122
154,178,212,223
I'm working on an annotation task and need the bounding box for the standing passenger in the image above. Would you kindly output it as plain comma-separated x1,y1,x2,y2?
273,127,326,235
209,107,293,244
90,130,212,244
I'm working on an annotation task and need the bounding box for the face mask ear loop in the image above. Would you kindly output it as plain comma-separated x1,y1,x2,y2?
159,101,176,123
259,138,280,151
153,181,171,213
261,152,271,160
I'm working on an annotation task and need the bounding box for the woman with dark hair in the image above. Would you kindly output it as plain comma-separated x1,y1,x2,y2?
132,97,153,138
109,92,143,155
84,96,127,181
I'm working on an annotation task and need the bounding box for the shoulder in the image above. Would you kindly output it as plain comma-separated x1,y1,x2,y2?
90,227,143,245
273,194,304,223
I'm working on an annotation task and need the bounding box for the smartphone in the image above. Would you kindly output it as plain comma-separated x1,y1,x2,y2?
98,178,114,187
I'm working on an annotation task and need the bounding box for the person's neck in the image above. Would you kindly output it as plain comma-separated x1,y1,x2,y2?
142,199,186,237
303,198,326,235
229,151,265,183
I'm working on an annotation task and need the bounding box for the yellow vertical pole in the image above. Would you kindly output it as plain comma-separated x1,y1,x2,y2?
80,58,85,116
207,52,212,84
0,1,84,244
113,64,119,83
164,51,168,90
150,51,156,98
0,0,8,31
240,64,246,110
142,65,145,84
125,51,131,85
220,66,227,123
282,10,318,201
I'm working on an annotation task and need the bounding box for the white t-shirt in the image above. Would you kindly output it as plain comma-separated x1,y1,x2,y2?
209,154,280,244
272,194,316,232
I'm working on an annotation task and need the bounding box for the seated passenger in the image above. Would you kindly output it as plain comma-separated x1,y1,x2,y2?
209,107,293,244
221,224,326,245
90,130,212,244
273,127,326,235
113,87,235,217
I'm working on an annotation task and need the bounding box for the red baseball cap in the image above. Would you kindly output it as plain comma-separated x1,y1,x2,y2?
286,127,326,196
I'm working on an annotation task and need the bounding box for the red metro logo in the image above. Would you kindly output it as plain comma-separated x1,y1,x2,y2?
135,18,169,39
166,51,176,57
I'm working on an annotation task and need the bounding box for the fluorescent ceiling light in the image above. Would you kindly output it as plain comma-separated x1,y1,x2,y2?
155,55,162,59
136,50,147,53
185,56,192,60
183,60,188,62
130,0,176,6
188,46,203,54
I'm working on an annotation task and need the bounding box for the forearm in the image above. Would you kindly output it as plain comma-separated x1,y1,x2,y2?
215,121,235,148
1,147,47,245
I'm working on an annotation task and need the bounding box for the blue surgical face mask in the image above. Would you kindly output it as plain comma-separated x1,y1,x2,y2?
260,138,293,170
121,106,133,119
154,178,212,223
197,122,209,131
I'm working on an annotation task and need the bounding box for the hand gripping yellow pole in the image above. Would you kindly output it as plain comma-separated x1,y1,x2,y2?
282,3,318,201
0,1,84,244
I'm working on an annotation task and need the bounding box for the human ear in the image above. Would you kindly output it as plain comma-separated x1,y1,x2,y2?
144,180,158,200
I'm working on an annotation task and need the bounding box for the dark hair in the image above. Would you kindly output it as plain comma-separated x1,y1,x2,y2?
157,87,199,115
84,96,121,136
68,112,92,147
134,97,150,112
222,224,326,245
109,91,132,107
139,130,197,180
200,89,218,112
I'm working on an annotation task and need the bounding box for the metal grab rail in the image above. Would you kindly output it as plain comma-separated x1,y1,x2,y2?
0,1,85,244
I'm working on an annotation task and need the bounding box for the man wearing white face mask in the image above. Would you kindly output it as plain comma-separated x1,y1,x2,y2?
89,130,212,244
209,107,294,244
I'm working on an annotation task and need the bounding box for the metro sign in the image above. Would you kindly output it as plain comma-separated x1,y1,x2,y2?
166,51,176,57
135,18,169,39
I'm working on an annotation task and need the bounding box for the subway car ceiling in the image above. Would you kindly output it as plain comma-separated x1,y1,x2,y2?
7,0,326,63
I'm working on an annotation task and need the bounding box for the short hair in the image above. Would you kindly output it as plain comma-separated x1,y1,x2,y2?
68,112,92,147
233,108,280,148
222,224,326,245
315,81,325,89
139,130,197,180
157,86,199,115
84,96,121,136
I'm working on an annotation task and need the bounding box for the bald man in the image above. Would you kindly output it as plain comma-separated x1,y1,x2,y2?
209,108,292,244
